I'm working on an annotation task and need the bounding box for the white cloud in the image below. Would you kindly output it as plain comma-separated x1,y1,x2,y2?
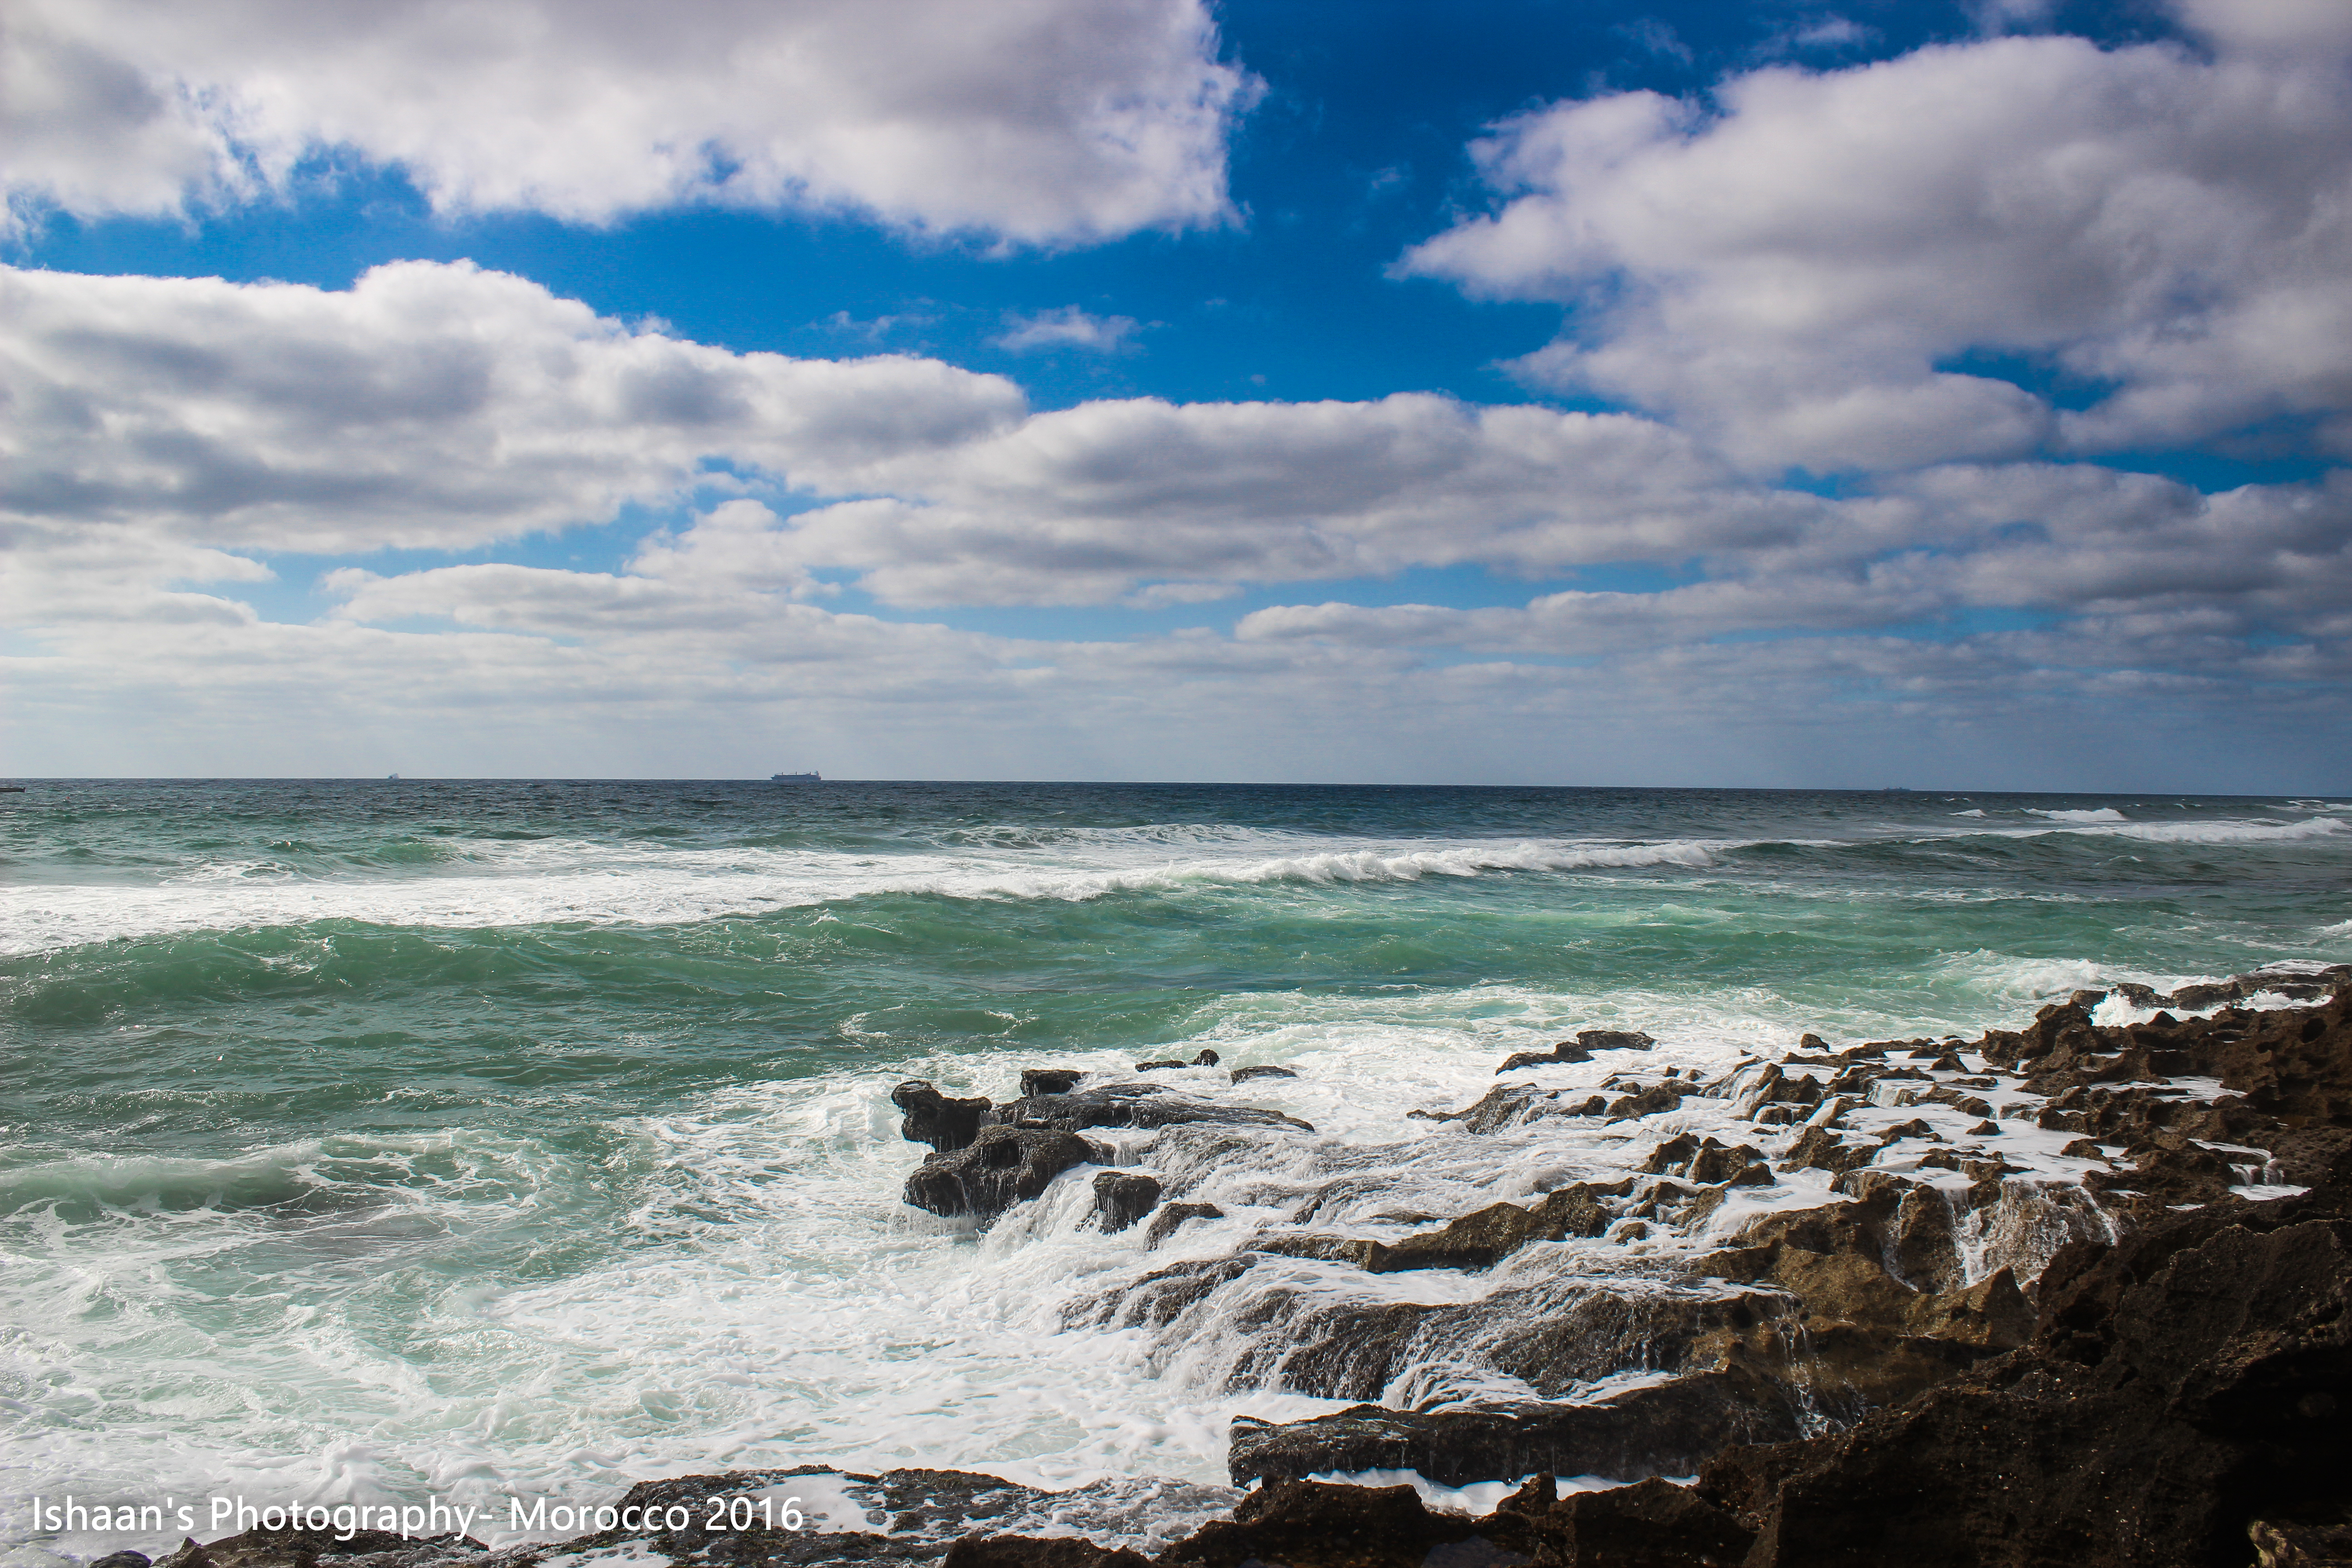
0,260,1025,554
0,0,1254,244
1401,17,2352,471
5,262,2343,785
764,393,1842,605
993,307,1143,353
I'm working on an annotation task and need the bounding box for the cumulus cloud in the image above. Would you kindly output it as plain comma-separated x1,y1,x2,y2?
1401,12,2352,471
0,260,1025,553
6,261,2343,784
0,0,1254,243
807,394,1840,604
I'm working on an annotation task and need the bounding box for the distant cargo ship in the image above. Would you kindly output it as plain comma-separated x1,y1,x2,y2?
772,771,822,783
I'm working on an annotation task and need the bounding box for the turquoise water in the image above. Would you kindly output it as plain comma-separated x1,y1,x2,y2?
2,781,2347,1554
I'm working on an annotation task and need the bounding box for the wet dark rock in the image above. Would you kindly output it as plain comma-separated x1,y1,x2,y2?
1695,1164,2352,1567
1690,1142,1769,1186
1968,984,2352,1190
1142,1200,1223,1249
1498,1029,1653,1075
91,1555,153,1568
1498,1046,1588,1072
2248,1514,2352,1567
1499,1475,1753,1568
1019,1068,1085,1097
940,1538,1149,1568
1605,1083,1685,1122
1229,1367,1805,1488
1366,1200,1561,1272
1538,1178,1632,1237
905,1125,1109,1221
1643,1132,1702,1173
1228,1064,1297,1083
154,1528,485,1568
1648,1135,1768,1187
1135,1050,1221,1072
1092,1171,1161,1233
1064,1254,1255,1330
1159,1479,1484,1568
892,1079,993,1153
1414,1083,1598,1133
1274,1179,1633,1279
990,1082,1313,1137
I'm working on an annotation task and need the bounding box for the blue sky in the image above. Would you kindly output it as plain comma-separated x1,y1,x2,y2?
4,0,2348,786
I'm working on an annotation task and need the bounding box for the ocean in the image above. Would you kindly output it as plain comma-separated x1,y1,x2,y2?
3,780,2347,1558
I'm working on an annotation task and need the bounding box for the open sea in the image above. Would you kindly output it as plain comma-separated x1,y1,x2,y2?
3,780,2348,1558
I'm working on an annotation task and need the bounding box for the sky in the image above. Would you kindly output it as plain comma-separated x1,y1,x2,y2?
4,0,2349,789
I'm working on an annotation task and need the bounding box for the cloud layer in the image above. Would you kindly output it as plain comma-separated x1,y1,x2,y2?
8,3,2351,786
5,257,2345,784
1403,11,2352,471
1,0,1252,242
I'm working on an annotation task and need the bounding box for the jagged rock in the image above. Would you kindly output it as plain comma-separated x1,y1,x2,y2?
1499,1475,1752,1568
1229,1064,1297,1083
1497,1030,1655,1074
1142,1200,1223,1249
1136,1049,1222,1071
1644,1132,1703,1174
1414,1083,1599,1133
1019,1068,1085,1097
1697,1166,2352,1567
1092,1171,1161,1232
152,1529,483,1568
1364,1200,1559,1272
1606,1083,1685,1121
892,1079,992,1153
1692,1143,1770,1186
990,1082,1313,1136
1782,1125,1875,1176
1159,1479,1482,1568
1064,1254,1257,1331
1498,1046,1589,1072
1540,1178,1633,1236
1228,1367,1805,1488
2249,1514,2352,1568
941,1538,1150,1568
904,1126,1108,1220
1289,1180,1634,1278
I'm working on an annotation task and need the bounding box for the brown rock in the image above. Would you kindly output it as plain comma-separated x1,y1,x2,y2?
941,1537,1150,1568
1091,1171,1161,1233
1142,1201,1223,1249
904,1126,1108,1221
892,1079,992,1152
1159,1479,1480,1568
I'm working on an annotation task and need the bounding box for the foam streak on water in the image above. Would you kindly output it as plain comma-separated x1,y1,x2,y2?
0,781,2346,1560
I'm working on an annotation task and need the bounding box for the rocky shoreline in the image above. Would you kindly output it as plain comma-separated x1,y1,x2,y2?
94,968,2352,1568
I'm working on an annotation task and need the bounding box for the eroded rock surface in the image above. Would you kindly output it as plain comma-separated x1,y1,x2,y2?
905,1127,1110,1221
